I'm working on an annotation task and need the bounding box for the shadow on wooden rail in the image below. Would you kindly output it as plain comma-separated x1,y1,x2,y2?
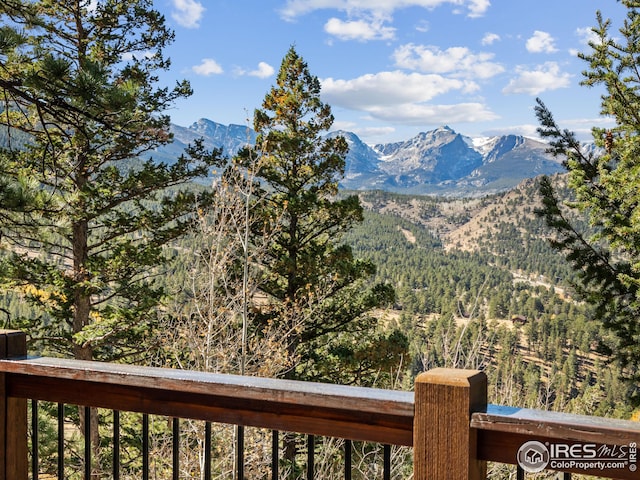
0,330,638,480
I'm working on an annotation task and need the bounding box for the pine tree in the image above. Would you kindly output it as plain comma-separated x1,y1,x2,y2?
237,46,396,382
0,0,223,362
535,2,640,402
0,14,44,225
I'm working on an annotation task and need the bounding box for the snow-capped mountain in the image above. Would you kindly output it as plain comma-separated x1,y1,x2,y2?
160,119,566,196
372,126,483,184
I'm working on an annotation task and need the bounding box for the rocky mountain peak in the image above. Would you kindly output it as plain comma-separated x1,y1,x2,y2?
164,120,567,196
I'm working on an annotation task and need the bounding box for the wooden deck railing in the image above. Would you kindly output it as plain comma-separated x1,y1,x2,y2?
1,329,639,480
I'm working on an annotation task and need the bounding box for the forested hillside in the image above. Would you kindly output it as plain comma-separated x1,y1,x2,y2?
344,175,635,419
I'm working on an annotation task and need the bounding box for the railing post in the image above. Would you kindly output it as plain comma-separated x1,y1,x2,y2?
413,368,487,480
0,330,28,480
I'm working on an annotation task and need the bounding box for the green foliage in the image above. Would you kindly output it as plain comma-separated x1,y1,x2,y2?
535,1,640,401
237,47,402,382
0,1,223,361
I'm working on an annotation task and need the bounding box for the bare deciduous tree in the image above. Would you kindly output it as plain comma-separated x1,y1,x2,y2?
156,147,294,479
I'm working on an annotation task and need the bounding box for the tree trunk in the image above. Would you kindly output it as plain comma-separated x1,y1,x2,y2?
72,215,101,479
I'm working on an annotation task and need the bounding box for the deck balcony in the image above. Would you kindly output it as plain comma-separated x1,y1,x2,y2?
0,330,638,479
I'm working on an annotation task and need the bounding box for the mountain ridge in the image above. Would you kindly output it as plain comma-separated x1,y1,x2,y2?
164,119,567,196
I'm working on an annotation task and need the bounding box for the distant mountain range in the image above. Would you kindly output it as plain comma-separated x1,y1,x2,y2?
159,118,568,196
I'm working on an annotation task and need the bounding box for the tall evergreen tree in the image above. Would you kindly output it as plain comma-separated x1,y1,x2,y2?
238,46,396,382
535,2,640,402
0,0,222,362
0,16,43,225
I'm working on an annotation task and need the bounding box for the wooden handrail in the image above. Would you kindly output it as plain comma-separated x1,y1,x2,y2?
0,356,414,446
473,405,640,445
473,405,640,480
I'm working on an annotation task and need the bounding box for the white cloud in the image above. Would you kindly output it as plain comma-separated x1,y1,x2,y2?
249,62,275,78
572,26,609,57
234,62,275,78
368,102,497,125
393,44,504,79
280,0,490,21
526,31,558,53
502,62,571,95
575,26,606,51
192,58,223,76
324,17,396,41
322,71,465,108
170,0,205,29
321,70,497,125
481,32,500,46
467,0,490,18
482,124,542,139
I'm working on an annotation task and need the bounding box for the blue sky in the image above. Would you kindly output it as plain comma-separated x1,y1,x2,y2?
156,0,625,143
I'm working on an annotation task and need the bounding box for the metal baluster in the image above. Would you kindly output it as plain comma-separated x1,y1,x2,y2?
344,440,352,480
271,430,279,480
142,414,149,480
173,418,179,480
57,403,64,480
84,406,91,480
113,411,120,480
236,425,244,480
307,435,315,480
31,399,38,480
563,473,572,479
204,422,212,480
383,444,391,480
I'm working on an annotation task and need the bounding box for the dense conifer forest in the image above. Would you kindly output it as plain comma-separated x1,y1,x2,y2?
342,179,635,419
